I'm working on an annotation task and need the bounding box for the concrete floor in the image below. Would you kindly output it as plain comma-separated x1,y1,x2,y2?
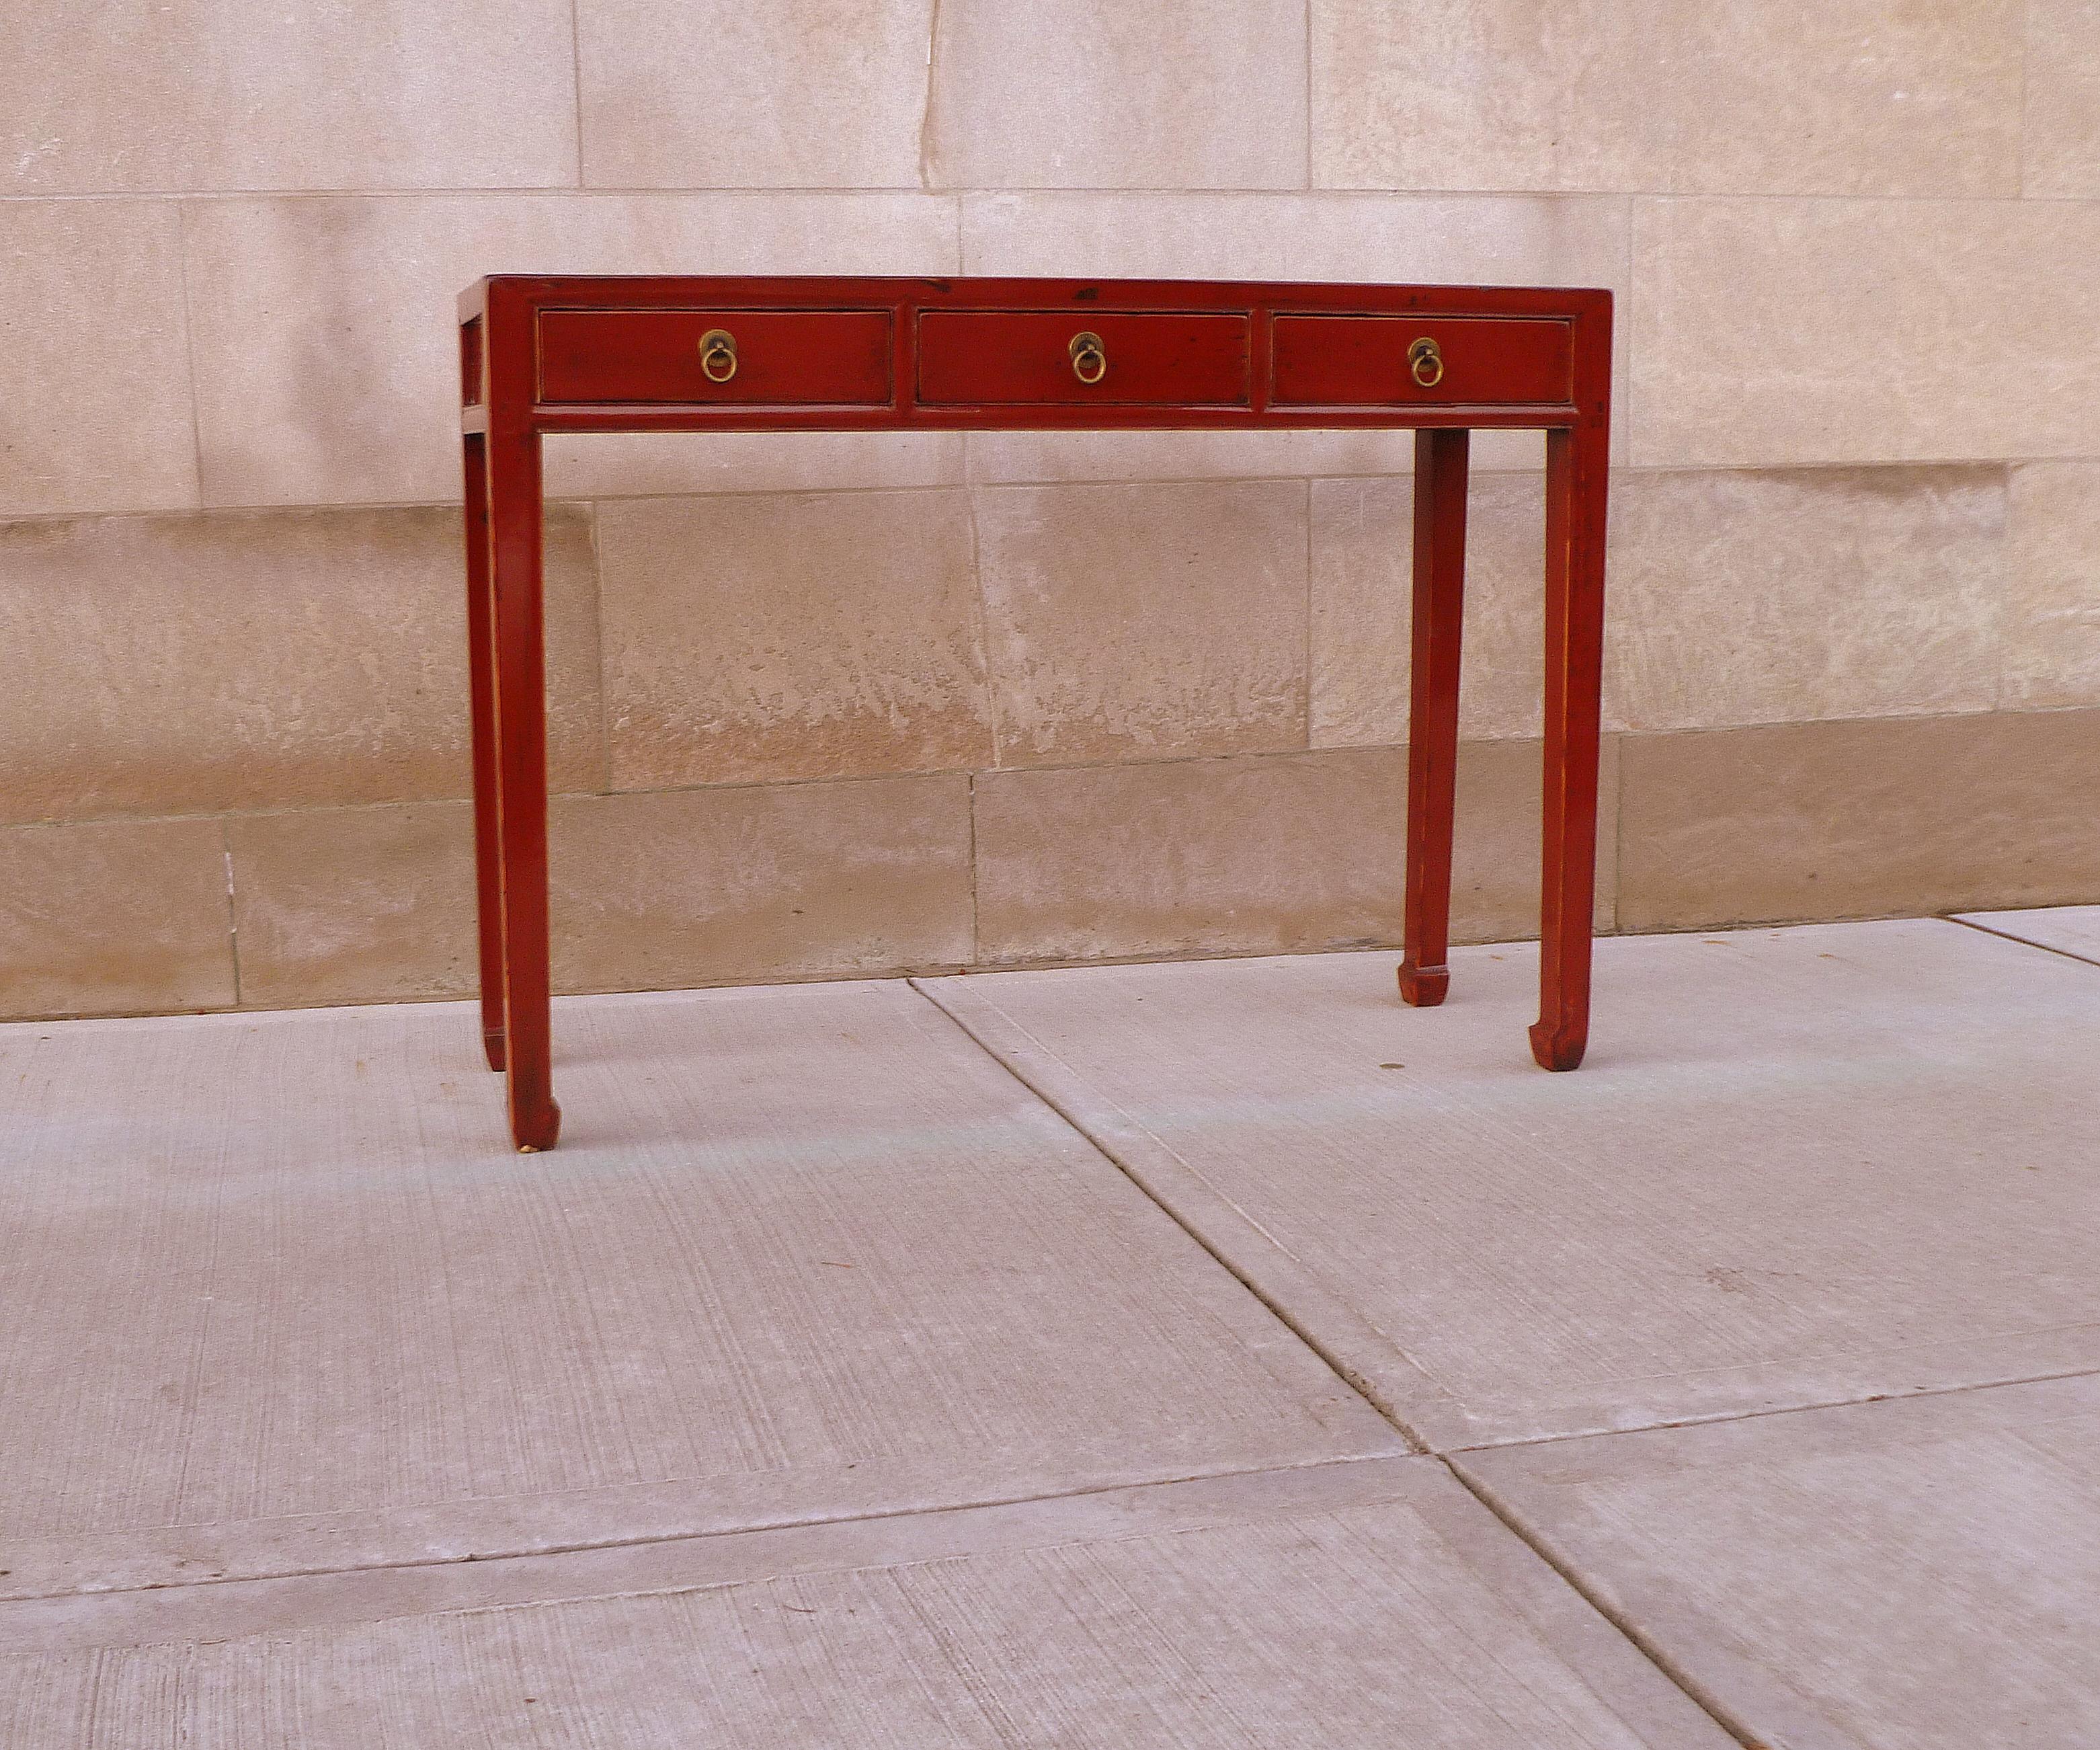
3,912,2097,1746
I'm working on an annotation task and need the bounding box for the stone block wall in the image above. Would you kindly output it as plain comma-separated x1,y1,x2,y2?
3,2,2096,1017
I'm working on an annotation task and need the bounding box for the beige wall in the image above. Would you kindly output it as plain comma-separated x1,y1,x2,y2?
3,1,2099,1019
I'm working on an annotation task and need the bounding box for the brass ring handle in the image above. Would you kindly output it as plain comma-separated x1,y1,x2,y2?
698,328,737,384
1408,335,1444,389
1069,330,1107,385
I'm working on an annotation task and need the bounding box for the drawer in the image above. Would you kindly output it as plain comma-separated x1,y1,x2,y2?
1270,315,1573,407
917,311,1250,406
537,309,893,405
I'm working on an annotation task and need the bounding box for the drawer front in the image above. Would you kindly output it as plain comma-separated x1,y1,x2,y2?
1270,315,1573,407
918,311,1250,406
538,309,893,405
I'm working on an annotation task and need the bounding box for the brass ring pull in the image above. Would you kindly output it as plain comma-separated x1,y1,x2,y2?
1069,330,1107,385
1408,335,1444,389
698,328,737,384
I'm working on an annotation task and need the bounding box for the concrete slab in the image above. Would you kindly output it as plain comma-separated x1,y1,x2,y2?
924,920,2100,1447
0,1457,1736,1749
1957,902,2100,967
0,982,1402,1599
1459,1374,2100,1750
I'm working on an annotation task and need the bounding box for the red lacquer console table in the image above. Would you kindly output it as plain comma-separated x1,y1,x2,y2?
458,275,1612,1151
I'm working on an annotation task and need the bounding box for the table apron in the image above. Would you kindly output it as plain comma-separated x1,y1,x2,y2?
499,403,1586,434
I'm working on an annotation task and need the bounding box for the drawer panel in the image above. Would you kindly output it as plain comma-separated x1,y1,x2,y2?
918,311,1250,406
538,309,893,405
1270,315,1573,407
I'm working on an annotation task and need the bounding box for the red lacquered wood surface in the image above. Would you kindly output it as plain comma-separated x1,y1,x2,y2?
1272,315,1572,409
1531,419,1612,1072
917,310,1250,406
1398,428,1470,1009
458,275,1614,1150
537,307,892,405
461,430,505,1072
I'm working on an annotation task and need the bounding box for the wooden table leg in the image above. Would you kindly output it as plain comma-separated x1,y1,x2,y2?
462,430,507,1074
1530,422,1609,1071
1399,428,1469,1008
485,422,561,1151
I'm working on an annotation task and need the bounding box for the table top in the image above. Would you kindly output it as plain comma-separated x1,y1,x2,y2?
460,273,1611,319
